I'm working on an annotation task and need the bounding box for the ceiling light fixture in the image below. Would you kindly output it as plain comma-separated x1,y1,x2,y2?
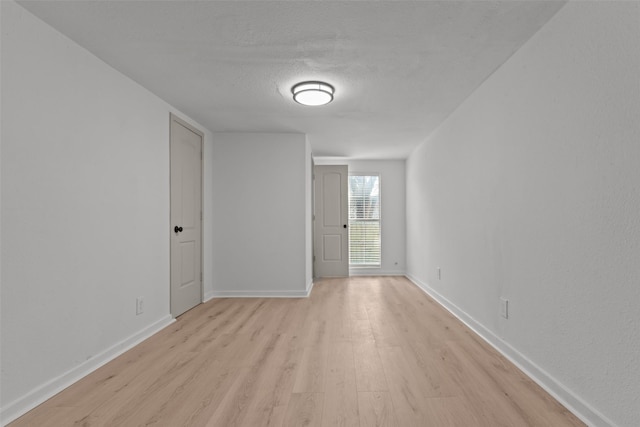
292,81,334,106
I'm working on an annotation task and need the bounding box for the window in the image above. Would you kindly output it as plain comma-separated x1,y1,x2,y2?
348,174,381,267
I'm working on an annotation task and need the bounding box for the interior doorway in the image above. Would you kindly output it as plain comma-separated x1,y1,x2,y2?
313,165,349,277
169,114,203,317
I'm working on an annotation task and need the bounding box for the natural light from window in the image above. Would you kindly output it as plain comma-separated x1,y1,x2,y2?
348,174,381,267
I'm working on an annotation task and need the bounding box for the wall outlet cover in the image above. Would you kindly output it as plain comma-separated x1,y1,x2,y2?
500,297,509,319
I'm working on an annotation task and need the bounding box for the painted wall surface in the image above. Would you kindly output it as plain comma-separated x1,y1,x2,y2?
202,129,216,301
315,159,406,276
0,1,214,421
305,139,314,291
406,2,639,426
211,133,309,296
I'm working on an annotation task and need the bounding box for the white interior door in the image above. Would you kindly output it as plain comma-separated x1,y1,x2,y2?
314,165,349,277
170,114,202,317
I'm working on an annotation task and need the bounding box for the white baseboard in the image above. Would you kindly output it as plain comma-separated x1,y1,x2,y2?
206,282,314,301
0,315,175,426
306,280,314,296
203,289,215,302
404,274,616,427
349,269,405,276
210,288,312,298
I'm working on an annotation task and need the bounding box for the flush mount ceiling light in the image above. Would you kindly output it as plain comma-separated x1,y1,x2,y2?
292,81,334,106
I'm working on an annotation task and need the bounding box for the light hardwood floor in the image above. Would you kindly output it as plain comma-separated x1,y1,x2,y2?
10,276,585,426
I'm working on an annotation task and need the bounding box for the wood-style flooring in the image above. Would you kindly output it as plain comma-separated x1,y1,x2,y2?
10,276,585,426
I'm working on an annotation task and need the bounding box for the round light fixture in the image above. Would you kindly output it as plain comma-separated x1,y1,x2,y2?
292,81,334,106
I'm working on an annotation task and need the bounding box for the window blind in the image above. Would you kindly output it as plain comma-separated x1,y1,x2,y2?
348,175,381,266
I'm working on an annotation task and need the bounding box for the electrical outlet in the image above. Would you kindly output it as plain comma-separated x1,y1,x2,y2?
500,297,509,319
437,267,441,280
136,297,144,315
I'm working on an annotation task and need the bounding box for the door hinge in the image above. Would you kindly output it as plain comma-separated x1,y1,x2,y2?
313,255,316,262
201,211,203,220
201,272,203,282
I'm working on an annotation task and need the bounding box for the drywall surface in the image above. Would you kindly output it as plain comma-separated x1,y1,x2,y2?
315,159,406,275
202,126,216,301
0,1,214,422
14,1,566,160
406,2,639,426
305,139,313,290
211,133,309,296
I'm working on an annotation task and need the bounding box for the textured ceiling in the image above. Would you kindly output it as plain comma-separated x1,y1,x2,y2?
18,1,566,159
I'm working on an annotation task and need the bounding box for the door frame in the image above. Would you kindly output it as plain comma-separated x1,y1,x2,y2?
312,157,315,279
169,113,204,316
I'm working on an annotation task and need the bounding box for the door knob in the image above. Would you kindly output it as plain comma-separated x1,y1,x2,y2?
343,224,347,228
174,226,183,233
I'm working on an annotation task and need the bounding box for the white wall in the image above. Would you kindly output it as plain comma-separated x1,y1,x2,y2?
315,159,406,276
0,2,214,422
203,129,216,301
406,2,640,426
305,139,314,291
211,132,310,296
